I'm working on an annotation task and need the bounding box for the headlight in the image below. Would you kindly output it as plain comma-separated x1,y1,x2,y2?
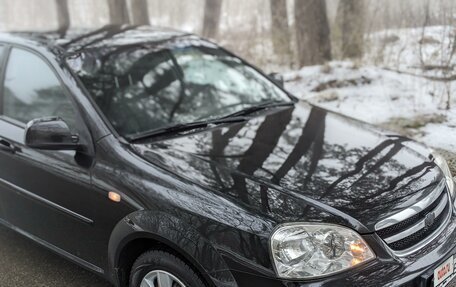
270,223,375,279
432,151,455,199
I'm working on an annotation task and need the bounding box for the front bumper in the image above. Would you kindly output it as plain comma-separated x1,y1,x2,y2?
224,215,456,287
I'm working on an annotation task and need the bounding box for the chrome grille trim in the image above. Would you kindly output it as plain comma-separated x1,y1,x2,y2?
375,179,446,231
383,193,448,244
392,206,451,257
375,178,453,257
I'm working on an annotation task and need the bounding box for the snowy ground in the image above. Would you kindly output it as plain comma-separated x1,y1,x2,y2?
365,25,456,78
284,26,456,155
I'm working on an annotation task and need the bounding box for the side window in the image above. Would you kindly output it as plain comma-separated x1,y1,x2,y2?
2,48,77,128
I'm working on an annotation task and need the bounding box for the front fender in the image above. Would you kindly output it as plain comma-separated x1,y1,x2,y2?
108,210,238,287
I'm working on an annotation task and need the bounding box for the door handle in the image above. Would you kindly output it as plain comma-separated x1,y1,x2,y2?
0,138,18,154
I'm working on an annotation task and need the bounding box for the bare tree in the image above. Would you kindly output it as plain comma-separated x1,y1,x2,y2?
295,0,332,66
55,0,70,35
108,0,130,24
337,0,365,59
129,0,150,25
202,0,223,39
270,0,292,65
418,0,431,67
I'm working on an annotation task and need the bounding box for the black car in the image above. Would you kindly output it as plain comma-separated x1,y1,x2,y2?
0,25,455,287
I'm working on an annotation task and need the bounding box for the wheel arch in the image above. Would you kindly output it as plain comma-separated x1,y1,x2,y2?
107,210,235,287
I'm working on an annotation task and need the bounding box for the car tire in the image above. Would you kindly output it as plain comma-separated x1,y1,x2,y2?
129,250,206,287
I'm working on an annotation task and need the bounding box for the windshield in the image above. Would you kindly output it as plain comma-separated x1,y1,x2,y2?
68,40,291,137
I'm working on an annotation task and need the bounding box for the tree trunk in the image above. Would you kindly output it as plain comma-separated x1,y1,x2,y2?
108,0,130,25
269,0,291,65
337,0,365,59
129,0,150,25
295,0,332,66
202,0,223,39
55,0,70,35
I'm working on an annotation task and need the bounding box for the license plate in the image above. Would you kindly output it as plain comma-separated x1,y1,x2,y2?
434,256,455,287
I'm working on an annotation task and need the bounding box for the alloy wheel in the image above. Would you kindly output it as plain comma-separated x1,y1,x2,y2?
140,270,186,287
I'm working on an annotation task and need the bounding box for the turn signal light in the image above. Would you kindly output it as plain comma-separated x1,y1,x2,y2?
108,192,121,203
350,243,366,254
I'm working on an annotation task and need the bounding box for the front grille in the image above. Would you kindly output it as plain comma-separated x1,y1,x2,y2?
376,180,452,254
377,191,446,239
389,204,449,250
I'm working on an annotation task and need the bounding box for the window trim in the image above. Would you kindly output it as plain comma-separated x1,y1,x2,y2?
0,115,26,129
0,44,11,118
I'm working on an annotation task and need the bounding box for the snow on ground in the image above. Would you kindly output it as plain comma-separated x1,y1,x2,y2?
285,62,448,121
284,26,456,152
365,25,456,78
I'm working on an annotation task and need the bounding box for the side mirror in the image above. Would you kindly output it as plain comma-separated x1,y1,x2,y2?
268,72,285,88
25,117,81,151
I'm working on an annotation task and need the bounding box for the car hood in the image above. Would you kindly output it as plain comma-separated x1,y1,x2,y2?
132,102,443,232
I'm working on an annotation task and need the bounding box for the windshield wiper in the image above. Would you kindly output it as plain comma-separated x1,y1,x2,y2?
127,117,247,142
127,101,294,142
220,100,295,119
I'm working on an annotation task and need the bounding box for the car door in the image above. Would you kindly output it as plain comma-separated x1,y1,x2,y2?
0,46,104,272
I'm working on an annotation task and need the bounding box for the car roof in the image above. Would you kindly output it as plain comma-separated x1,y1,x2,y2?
0,25,191,55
